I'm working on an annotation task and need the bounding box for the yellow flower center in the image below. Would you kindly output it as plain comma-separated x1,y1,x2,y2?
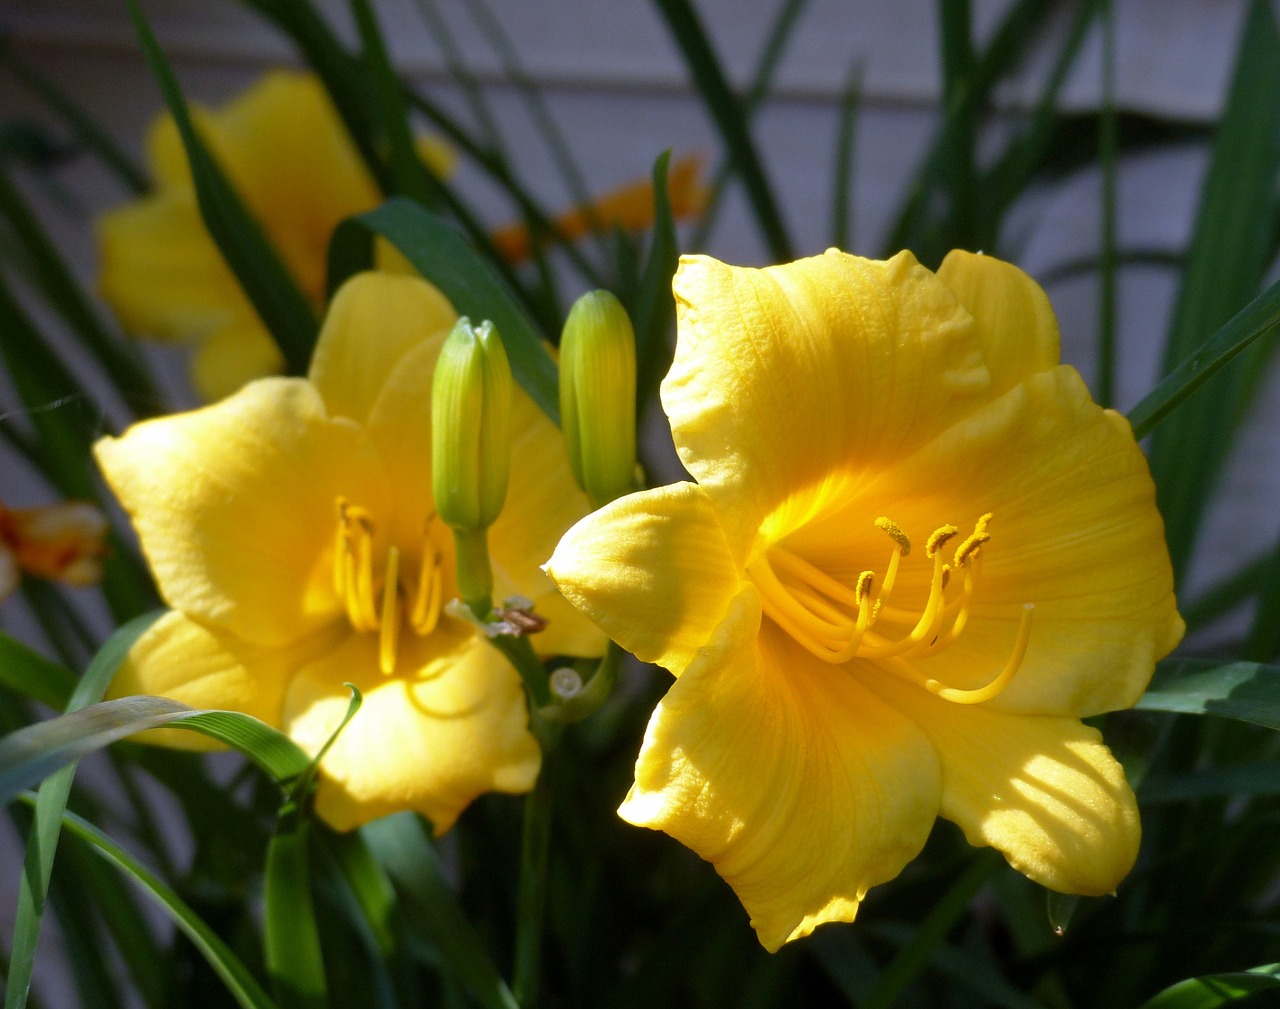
332,497,454,674
746,512,1033,704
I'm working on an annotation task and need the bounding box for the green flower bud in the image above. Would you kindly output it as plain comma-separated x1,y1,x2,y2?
559,290,637,507
431,316,512,533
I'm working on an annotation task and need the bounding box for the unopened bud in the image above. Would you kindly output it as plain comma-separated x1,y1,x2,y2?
431,317,512,532
559,290,637,507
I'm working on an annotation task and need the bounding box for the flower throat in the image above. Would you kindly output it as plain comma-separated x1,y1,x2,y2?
746,513,1033,704
333,497,451,674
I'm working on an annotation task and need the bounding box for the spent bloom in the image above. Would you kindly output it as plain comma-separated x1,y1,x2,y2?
0,500,109,603
96,272,603,832
97,71,451,401
546,249,1183,950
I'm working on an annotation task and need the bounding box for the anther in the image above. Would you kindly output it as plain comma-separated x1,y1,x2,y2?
875,517,911,556
953,513,993,568
925,524,959,558
854,570,876,606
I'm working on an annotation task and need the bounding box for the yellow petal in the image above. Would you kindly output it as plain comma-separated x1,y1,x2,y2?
109,610,313,750
936,250,1060,400
870,673,1140,895
489,390,605,658
620,589,940,950
191,315,285,402
310,272,458,426
664,250,990,561
782,365,1181,717
544,482,742,675
96,191,243,342
95,379,391,647
283,623,540,832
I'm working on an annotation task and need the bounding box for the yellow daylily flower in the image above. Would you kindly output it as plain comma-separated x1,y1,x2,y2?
490,154,706,263
0,500,109,603
545,249,1183,951
95,272,604,832
97,70,453,402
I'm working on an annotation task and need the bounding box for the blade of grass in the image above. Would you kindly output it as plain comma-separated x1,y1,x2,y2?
0,632,76,711
127,0,318,375
327,198,559,421
1135,964,1280,1009
652,0,793,261
688,0,810,250
630,152,679,412
1097,0,1117,407
34,800,281,1009
0,163,162,416
1137,658,1280,729
938,0,977,248
1127,272,1280,440
861,851,1002,1009
0,36,149,195
1146,0,1280,581
4,611,158,1009
830,60,863,251
362,813,519,1009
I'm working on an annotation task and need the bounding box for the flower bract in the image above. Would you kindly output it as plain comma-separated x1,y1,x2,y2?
545,249,1183,950
96,271,603,832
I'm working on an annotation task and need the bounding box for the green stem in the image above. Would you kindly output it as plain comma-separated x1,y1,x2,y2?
862,851,1001,1009
452,528,495,617
511,723,561,1009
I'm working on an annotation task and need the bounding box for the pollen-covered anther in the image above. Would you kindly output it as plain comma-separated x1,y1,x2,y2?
747,514,1012,677
333,499,452,673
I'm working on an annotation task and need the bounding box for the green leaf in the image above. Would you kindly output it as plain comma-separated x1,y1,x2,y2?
126,0,318,375
327,198,559,421
35,799,281,1009
630,151,679,413
319,828,398,957
4,610,158,1009
1146,0,1280,581
830,61,863,251
1127,272,1280,440
1137,658,1280,730
0,696,314,806
0,631,76,710
0,164,161,416
1141,761,1280,803
652,0,793,261
1135,964,1280,1009
362,813,519,1009
265,818,327,1009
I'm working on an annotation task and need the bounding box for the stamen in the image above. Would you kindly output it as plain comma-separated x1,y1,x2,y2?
953,513,993,568
874,517,911,556
379,547,401,674
925,524,959,557
411,549,444,635
924,603,1033,704
854,570,875,606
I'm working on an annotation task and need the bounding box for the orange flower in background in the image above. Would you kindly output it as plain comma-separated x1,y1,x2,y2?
0,500,109,603
97,70,452,402
547,249,1183,950
491,154,706,263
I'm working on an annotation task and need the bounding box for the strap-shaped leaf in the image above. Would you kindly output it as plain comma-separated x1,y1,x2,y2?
1134,963,1280,1009
0,696,313,807
0,631,76,711
33,800,281,1009
1137,658,1280,730
126,0,318,375
4,611,159,1009
630,152,680,415
328,198,559,421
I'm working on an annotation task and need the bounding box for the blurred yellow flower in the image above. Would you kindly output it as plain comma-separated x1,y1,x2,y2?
95,272,603,832
0,500,109,603
546,249,1183,950
97,71,452,402
490,154,706,263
